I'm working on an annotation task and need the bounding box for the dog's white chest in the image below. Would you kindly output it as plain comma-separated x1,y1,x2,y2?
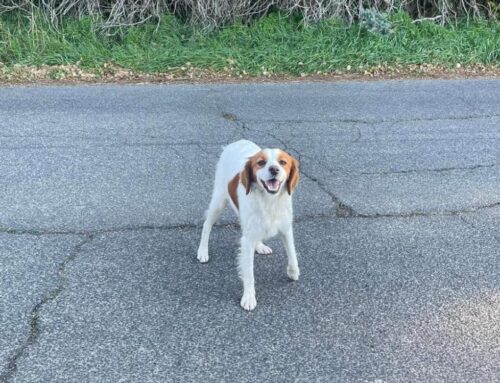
240,191,292,240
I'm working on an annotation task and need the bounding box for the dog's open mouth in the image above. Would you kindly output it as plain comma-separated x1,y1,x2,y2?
261,178,281,194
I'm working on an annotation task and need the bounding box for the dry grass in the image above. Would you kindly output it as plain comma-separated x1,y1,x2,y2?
0,62,498,85
0,0,497,28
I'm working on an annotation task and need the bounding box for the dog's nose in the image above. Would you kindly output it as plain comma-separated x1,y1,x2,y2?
269,165,279,176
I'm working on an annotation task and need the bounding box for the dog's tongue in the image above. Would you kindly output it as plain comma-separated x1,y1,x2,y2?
266,179,279,191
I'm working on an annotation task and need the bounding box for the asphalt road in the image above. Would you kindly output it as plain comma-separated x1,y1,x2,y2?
1,79,499,382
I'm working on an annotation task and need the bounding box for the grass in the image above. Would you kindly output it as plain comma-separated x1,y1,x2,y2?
0,11,498,78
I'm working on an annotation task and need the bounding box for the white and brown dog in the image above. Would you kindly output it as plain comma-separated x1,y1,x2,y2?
197,140,300,311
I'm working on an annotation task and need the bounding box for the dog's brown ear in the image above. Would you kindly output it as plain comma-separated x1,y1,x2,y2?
240,159,254,195
287,156,300,195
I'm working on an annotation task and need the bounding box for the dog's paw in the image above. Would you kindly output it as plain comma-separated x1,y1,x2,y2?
240,292,257,311
197,248,209,263
255,242,273,255
287,265,300,281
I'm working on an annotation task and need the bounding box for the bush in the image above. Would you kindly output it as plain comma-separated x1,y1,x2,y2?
0,0,496,28
360,9,392,35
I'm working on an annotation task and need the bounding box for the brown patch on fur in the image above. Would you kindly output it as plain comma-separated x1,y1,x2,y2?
240,151,268,194
228,173,240,209
278,151,300,194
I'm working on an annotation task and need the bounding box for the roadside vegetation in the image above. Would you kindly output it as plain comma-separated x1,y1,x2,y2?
0,1,498,82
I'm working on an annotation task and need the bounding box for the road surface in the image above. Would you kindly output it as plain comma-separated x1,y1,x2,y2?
1,79,499,382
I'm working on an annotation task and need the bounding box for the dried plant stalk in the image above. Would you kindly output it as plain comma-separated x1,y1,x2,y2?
0,0,495,28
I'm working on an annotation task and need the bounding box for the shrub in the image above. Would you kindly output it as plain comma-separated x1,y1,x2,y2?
0,0,496,28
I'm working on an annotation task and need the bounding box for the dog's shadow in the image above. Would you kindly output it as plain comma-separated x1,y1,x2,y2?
156,226,298,314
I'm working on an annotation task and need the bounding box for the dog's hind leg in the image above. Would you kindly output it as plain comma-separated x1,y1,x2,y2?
197,192,226,263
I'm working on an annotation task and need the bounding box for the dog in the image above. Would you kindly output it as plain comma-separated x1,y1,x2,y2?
197,139,300,311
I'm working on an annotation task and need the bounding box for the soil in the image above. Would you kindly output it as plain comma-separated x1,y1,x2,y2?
0,63,498,86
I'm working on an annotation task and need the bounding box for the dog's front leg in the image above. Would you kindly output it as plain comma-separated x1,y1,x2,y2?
239,236,257,311
281,226,300,281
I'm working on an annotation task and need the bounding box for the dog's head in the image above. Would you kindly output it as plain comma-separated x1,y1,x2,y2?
241,149,299,196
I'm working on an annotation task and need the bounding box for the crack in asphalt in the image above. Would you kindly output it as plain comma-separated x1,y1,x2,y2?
221,112,238,122
218,111,500,219
0,214,347,237
353,201,500,219
359,163,499,176
195,143,212,156
220,110,253,140
223,114,358,218
354,127,362,143
0,223,209,236
0,235,94,383
298,169,357,218
242,120,351,219
277,147,499,178
2,197,499,239
243,113,500,125
0,141,228,151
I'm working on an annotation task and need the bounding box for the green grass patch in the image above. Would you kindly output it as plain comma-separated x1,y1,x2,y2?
0,11,498,76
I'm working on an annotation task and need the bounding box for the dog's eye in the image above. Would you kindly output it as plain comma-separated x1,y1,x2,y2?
257,160,266,167
279,160,287,166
